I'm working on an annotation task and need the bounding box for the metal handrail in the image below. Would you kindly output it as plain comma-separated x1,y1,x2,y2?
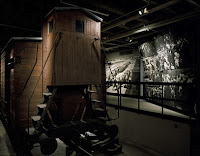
106,92,185,102
106,81,197,118
27,31,62,136
18,43,39,97
106,81,195,86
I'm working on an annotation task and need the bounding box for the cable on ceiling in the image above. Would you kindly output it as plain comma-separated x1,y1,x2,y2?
0,24,41,33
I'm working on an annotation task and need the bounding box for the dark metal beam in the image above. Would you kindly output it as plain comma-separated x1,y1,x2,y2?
185,0,200,7
90,3,126,15
104,41,138,51
130,29,164,40
60,0,109,16
148,0,177,14
102,0,181,32
103,9,200,43
106,49,133,54
104,30,163,52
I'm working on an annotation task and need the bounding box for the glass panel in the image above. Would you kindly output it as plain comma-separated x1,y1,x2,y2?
76,20,84,33
48,19,53,33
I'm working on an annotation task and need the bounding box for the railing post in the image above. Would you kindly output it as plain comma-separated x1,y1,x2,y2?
117,82,119,106
120,82,121,108
138,83,140,111
162,84,164,117
117,82,120,118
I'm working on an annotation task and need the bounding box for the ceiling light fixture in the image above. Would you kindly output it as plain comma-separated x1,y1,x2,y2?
139,8,148,15
125,37,133,42
139,10,143,15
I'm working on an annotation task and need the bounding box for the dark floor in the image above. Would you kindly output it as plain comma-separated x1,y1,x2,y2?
0,121,16,156
31,138,163,156
0,119,163,156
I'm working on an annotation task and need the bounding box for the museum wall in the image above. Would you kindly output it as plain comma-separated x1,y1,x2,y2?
107,107,190,156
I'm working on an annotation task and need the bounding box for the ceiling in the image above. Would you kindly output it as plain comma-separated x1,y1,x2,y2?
0,0,200,53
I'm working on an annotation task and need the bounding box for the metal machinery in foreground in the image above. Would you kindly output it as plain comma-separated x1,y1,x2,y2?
25,86,122,155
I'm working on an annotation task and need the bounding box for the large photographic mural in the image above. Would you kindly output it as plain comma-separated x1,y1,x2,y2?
106,52,140,95
105,31,197,113
139,32,196,112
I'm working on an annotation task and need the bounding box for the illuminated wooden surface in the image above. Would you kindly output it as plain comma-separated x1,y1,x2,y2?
0,41,42,129
42,9,102,88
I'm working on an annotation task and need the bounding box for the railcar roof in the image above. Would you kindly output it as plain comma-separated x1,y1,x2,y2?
45,7,103,22
1,37,42,55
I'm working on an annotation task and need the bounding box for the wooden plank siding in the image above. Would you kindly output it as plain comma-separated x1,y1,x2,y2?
41,9,105,121
14,41,42,129
10,48,15,119
42,10,102,89
0,41,42,130
1,53,6,114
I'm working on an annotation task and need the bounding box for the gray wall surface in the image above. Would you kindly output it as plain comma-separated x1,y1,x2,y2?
107,107,191,156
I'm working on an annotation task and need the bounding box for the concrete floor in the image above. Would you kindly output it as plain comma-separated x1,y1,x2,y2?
32,138,162,156
116,139,164,156
95,143,162,156
0,121,15,156
106,95,193,119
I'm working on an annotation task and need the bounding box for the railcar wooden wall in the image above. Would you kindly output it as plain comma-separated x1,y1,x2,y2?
42,10,102,90
1,52,6,114
48,86,87,121
0,41,42,129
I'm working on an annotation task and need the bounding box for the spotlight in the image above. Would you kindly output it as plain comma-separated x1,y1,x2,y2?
126,37,133,42
7,57,14,69
139,8,148,15
144,8,148,14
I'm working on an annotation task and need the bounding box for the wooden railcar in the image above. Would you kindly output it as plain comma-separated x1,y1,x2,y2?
40,7,105,121
0,8,122,155
42,7,103,87
0,37,42,130
0,7,105,130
